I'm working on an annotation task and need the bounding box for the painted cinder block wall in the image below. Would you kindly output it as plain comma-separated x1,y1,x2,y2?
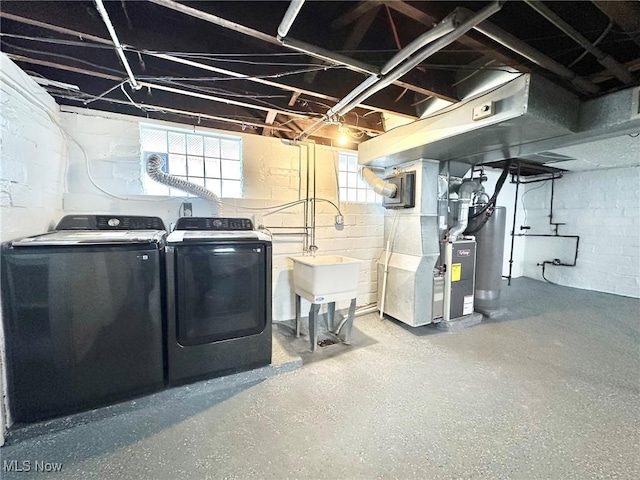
521,166,640,298
0,55,67,443
59,107,384,320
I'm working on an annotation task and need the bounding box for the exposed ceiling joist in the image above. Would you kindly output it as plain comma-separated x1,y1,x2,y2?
0,12,417,120
262,110,277,136
379,0,525,68
287,92,301,107
331,1,380,30
592,0,640,49
304,4,380,85
144,0,457,102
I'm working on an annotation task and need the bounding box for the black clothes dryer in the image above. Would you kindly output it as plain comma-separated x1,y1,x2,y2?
165,217,272,385
1,215,166,422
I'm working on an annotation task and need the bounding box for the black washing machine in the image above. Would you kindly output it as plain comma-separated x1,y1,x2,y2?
1,215,166,422
165,217,272,385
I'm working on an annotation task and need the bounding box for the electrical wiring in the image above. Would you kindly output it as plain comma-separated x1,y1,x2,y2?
1,73,189,204
0,33,114,50
83,80,127,105
142,78,320,117
520,180,548,230
568,20,613,68
0,39,125,76
139,53,332,68
120,83,146,112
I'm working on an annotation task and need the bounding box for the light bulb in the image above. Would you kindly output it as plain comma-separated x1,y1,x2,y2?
337,134,349,146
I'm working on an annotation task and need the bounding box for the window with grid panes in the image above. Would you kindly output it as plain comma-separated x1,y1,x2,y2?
338,151,380,203
140,125,242,198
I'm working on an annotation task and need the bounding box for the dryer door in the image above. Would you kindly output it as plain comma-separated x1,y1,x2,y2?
175,242,268,346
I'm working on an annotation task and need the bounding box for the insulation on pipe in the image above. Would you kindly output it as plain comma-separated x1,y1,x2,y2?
360,167,397,198
146,154,220,214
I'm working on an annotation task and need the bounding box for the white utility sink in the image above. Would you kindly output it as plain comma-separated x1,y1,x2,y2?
290,255,362,303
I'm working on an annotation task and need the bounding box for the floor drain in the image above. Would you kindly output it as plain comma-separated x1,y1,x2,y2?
318,339,338,347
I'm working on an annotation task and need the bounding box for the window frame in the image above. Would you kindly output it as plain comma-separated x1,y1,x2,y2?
140,125,243,198
337,150,380,204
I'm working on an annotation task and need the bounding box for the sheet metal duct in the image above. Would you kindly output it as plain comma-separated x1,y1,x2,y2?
359,74,640,168
359,74,579,167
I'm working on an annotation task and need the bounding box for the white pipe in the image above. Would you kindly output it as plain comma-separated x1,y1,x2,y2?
361,167,397,198
449,179,483,240
277,0,306,38
380,211,400,319
334,2,503,117
94,0,140,90
380,16,458,75
449,198,471,241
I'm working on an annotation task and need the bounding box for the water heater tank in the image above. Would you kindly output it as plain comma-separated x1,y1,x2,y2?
470,206,506,311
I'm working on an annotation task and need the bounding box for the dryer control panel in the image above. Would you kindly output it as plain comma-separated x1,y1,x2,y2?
175,217,254,231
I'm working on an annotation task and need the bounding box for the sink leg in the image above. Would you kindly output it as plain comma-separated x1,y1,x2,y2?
309,303,320,352
295,294,301,338
344,298,357,344
328,302,336,331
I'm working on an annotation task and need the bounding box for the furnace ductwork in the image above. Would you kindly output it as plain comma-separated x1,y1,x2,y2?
449,179,484,241
146,154,221,214
361,167,397,198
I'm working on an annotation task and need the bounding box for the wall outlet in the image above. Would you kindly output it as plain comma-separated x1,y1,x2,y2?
252,214,264,229
472,101,494,121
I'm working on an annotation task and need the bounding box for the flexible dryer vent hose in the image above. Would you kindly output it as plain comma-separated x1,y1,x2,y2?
146,154,220,215
361,167,397,198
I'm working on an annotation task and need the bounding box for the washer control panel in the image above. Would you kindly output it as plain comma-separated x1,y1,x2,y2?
56,215,166,231
175,217,254,231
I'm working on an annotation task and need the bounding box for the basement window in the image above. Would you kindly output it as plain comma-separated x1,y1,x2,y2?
338,151,379,203
140,125,242,197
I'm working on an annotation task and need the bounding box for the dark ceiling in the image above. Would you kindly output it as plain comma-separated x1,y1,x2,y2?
1,0,639,146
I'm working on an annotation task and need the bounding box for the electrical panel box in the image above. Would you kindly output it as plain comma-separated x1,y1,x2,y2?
450,240,476,319
382,172,416,209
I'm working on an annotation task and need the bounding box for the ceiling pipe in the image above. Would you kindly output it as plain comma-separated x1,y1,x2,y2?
146,0,451,100
147,0,279,46
456,8,600,94
277,0,306,39
335,3,503,117
294,1,504,141
94,0,141,90
0,13,413,120
278,37,377,76
380,15,457,75
524,0,633,84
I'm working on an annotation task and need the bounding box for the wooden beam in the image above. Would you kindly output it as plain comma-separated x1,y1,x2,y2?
589,58,640,84
144,0,456,102
288,91,301,107
380,0,525,69
305,5,380,84
262,110,277,136
332,1,381,29
1,12,419,119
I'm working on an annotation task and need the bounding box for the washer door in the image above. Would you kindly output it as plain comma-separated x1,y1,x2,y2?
175,242,267,346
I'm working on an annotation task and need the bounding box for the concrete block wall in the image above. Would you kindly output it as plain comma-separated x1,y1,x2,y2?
521,166,640,298
481,168,525,278
0,55,67,443
59,108,384,321
0,57,65,239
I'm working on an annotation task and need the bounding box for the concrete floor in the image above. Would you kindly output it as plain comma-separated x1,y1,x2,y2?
1,278,639,479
